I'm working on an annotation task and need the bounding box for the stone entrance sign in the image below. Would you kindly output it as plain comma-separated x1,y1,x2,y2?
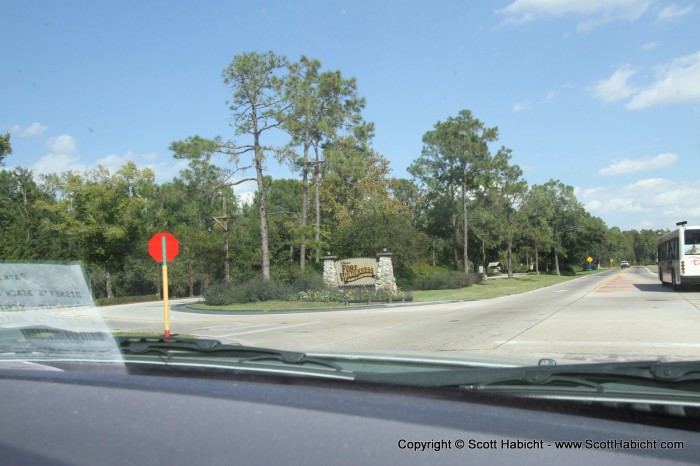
323,251,397,294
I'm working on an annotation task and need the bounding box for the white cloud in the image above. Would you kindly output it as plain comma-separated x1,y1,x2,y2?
579,178,700,228
641,41,657,51
46,134,78,155
658,3,693,20
496,0,651,31
626,51,700,109
96,151,189,183
627,178,666,189
30,153,86,176
512,90,557,112
590,65,639,103
512,100,533,112
10,122,48,137
235,180,257,206
598,153,678,176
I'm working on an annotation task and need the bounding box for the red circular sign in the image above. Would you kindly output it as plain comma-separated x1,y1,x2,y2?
148,232,179,263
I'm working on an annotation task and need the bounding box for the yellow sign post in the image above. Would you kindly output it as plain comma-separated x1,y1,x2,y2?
148,232,180,341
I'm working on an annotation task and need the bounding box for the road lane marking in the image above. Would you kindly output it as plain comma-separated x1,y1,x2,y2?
209,322,320,337
195,324,267,331
494,340,700,348
590,269,637,293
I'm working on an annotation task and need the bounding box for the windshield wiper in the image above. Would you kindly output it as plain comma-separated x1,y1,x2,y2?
354,359,700,393
116,335,344,371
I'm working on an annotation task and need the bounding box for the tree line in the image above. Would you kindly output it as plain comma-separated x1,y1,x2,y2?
0,52,665,299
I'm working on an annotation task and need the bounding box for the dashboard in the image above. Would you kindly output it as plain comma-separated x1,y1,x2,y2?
1,367,699,465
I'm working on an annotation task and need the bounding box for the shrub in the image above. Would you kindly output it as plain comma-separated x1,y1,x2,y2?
203,277,292,305
409,271,481,290
289,272,324,293
551,264,576,276
293,287,412,303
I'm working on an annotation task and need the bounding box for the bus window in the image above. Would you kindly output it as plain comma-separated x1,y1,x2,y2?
685,230,700,255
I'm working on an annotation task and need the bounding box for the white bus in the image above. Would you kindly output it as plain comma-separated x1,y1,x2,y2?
658,221,700,289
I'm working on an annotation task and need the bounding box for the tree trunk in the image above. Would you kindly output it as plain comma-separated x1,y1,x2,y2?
535,244,540,275
105,265,114,299
507,240,513,279
553,244,561,276
223,197,230,283
451,212,459,270
462,173,469,274
314,153,321,263
254,140,271,281
299,123,310,273
187,260,194,297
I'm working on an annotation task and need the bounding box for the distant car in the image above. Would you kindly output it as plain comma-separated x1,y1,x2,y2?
621,261,630,268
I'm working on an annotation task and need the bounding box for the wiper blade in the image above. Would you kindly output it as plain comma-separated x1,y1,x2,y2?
355,360,700,392
116,335,343,371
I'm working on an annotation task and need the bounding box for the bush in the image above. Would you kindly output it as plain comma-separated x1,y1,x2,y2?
289,272,324,293
551,264,576,276
293,287,412,303
203,277,292,305
409,271,481,291
203,271,340,306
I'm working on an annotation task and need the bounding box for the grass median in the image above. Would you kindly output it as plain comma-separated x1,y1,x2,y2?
189,269,603,312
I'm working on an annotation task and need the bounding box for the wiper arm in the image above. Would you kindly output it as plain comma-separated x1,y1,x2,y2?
355,360,700,392
116,336,343,371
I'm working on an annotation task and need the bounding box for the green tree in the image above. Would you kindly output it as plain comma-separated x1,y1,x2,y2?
0,168,62,259
529,180,586,275
409,110,498,273
483,147,527,278
519,186,555,274
171,51,292,281
152,170,235,295
0,132,11,166
284,56,369,272
36,162,156,298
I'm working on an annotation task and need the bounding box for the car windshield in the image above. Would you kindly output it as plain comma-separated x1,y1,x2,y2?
2,2,699,376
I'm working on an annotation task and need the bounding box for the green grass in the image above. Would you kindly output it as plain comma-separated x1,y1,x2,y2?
190,269,604,312
96,295,162,306
411,272,586,302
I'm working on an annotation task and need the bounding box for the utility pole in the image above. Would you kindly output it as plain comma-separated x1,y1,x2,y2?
208,197,230,283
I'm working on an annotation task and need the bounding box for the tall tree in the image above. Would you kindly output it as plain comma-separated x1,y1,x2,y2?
284,56,369,272
529,180,585,275
519,186,554,274
171,51,292,281
409,109,498,273
484,147,527,279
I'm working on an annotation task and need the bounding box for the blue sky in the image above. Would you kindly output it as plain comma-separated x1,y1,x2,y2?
2,0,699,231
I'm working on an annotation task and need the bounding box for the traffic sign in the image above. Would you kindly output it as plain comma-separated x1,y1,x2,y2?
586,256,593,263
148,232,179,341
148,232,179,263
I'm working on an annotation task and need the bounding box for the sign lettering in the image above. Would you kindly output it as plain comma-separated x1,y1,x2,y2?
335,258,377,286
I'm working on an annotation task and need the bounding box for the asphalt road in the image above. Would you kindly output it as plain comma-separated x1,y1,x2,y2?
95,267,700,364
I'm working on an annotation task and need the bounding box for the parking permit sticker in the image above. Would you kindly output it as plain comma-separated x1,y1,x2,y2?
0,262,123,364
